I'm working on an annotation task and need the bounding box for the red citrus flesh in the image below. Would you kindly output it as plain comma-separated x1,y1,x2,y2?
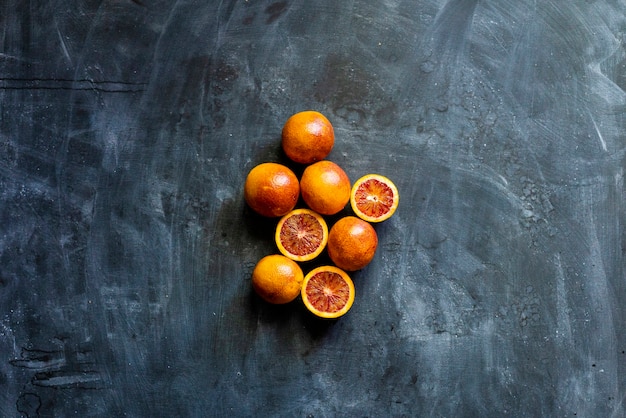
275,209,328,262
301,266,355,318
350,174,399,222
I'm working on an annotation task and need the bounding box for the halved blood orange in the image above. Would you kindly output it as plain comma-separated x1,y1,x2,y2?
275,208,328,262
301,266,355,319
350,174,399,222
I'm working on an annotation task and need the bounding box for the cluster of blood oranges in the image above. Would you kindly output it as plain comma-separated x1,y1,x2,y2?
245,111,399,319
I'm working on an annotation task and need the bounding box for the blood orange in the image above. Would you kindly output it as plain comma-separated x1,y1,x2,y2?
350,174,399,222
300,160,351,216
275,208,328,262
301,266,355,319
281,111,334,164
327,216,378,271
251,254,304,304
244,162,300,218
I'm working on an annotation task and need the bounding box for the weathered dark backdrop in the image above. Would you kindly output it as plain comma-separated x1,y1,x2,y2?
1,0,625,416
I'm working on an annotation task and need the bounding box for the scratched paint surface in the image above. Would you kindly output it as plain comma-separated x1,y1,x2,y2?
1,0,625,416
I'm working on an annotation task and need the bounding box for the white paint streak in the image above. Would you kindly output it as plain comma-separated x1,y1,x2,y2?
588,110,608,152
34,372,101,387
0,52,29,61
55,22,73,66
554,253,572,344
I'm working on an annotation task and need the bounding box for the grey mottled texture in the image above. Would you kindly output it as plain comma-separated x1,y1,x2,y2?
1,0,625,416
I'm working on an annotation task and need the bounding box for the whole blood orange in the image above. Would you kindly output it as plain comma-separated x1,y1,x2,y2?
300,160,351,216
350,174,399,222
327,216,378,271
251,254,304,304
301,266,355,319
275,209,328,262
281,111,334,164
244,162,300,217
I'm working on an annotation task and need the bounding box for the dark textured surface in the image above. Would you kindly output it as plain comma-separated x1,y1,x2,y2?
1,0,625,416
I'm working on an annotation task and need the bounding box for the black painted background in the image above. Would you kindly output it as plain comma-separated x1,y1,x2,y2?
2,0,625,416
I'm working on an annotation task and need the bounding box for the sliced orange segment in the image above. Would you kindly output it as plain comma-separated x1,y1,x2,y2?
301,266,355,319
350,174,399,222
275,208,328,262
